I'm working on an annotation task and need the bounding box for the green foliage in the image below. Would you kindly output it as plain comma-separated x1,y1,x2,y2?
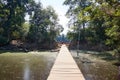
0,35,8,46
64,0,120,59
28,4,61,43
0,0,63,49
0,0,33,42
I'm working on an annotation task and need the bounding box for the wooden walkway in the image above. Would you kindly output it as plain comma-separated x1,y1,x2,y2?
47,45,85,80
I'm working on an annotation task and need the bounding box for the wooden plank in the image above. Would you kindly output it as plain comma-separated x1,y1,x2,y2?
47,45,85,80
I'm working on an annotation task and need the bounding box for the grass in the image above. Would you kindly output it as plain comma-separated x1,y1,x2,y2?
76,50,119,65
80,50,116,61
91,51,116,61
0,50,27,54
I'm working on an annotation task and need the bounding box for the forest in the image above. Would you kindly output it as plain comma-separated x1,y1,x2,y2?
0,0,63,50
64,0,120,61
0,0,120,62
0,0,119,80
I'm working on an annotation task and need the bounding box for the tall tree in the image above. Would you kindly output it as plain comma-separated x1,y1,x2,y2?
64,0,91,42
28,4,63,48
0,0,34,45
65,0,120,59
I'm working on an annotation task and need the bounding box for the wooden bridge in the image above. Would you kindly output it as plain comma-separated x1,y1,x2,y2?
47,45,85,80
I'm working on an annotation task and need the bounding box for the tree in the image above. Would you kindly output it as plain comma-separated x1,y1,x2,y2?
27,3,63,48
64,0,92,42
0,0,34,45
65,0,120,59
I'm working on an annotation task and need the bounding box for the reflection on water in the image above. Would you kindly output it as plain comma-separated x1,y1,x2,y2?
70,50,118,80
0,52,57,80
23,63,30,80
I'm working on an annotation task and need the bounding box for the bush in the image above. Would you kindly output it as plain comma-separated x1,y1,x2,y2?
114,47,120,61
0,35,8,46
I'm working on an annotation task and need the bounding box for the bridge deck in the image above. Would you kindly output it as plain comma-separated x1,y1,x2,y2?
47,45,85,80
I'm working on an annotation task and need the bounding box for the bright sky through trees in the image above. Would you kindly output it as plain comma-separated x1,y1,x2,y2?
35,0,69,35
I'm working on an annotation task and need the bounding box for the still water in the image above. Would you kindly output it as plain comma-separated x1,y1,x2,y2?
70,50,119,80
0,50,119,80
0,51,58,80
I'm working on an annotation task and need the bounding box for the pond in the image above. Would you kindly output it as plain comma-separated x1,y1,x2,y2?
0,51,58,80
70,50,119,80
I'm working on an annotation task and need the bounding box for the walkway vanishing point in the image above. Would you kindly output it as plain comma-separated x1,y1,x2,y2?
47,45,85,80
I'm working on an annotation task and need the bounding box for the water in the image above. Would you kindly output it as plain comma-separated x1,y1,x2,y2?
0,50,119,80
0,51,58,80
70,50,119,80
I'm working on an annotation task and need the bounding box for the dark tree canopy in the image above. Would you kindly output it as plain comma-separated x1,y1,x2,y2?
0,0,63,49
64,0,120,59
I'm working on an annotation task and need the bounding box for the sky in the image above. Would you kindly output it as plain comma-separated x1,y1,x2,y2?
35,0,69,35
